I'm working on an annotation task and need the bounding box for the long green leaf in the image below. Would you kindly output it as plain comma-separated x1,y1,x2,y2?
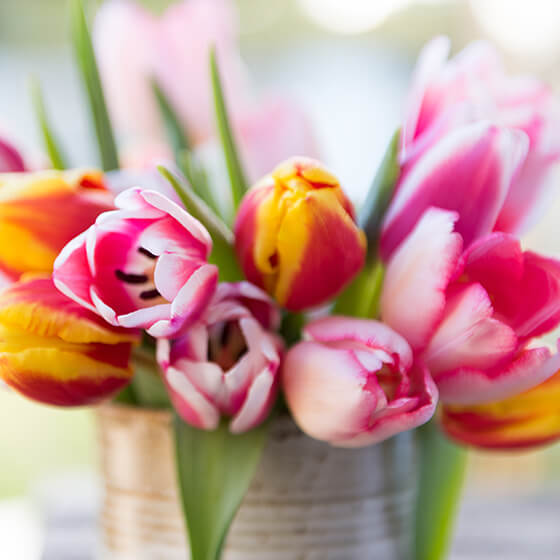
158,166,242,282
30,78,68,170
210,47,248,212
414,420,468,560
358,128,400,251
70,0,119,171
151,79,191,158
174,414,272,560
333,130,400,317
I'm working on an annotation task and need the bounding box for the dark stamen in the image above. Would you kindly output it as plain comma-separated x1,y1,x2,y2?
115,270,149,284
139,288,161,300
138,247,158,259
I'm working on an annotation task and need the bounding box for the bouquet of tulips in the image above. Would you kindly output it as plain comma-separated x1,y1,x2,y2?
2,1,560,558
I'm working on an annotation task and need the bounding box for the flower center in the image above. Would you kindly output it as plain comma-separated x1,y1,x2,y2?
207,321,248,371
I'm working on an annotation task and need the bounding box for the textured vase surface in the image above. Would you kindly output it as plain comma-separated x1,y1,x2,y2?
97,404,417,560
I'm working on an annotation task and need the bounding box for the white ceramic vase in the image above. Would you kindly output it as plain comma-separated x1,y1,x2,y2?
97,405,417,560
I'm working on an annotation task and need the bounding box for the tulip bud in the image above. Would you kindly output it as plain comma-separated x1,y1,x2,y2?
441,369,560,450
54,187,218,338
234,157,366,311
157,282,281,433
282,316,438,447
0,277,139,406
0,169,114,281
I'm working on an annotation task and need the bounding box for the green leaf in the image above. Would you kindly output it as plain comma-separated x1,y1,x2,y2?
333,259,384,318
158,166,242,282
129,347,171,409
151,79,191,159
333,130,400,318
174,414,272,560
358,128,400,254
413,419,468,560
30,77,68,170
179,150,221,216
210,47,248,212
70,0,119,171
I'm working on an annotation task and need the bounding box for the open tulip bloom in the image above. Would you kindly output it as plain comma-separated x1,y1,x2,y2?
3,3,560,557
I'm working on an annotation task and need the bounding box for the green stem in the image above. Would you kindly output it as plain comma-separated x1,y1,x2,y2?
413,419,468,560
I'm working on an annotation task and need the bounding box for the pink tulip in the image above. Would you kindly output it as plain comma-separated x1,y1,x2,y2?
93,0,249,144
0,136,26,172
398,36,560,239
381,208,560,405
380,122,528,260
236,97,319,183
53,188,218,338
282,316,438,447
157,282,281,433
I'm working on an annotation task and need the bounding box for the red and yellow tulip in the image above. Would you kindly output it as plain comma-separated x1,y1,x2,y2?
0,169,114,280
234,157,366,311
441,369,560,450
0,277,139,406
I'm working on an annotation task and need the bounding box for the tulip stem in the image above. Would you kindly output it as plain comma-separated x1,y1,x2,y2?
413,419,468,560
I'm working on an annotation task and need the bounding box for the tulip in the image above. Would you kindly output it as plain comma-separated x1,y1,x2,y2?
53,187,218,338
398,36,560,241
381,208,560,405
157,281,281,433
93,0,249,144
380,122,528,260
282,316,438,447
0,277,138,406
0,169,114,281
441,369,560,450
0,136,26,172
234,157,366,311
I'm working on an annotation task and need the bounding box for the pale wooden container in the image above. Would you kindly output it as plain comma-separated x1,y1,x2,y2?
96,404,417,560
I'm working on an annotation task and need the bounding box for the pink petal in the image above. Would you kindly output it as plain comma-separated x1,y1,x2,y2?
381,123,529,260
230,366,277,434
0,136,26,172
381,208,462,351
282,341,377,445
334,364,438,448
510,252,560,341
237,97,319,183
436,344,560,405
424,283,517,376
53,232,97,312
148,263,218,337
165,365,220,430
402,35,451,155
459,233,524,321
304,316,413,370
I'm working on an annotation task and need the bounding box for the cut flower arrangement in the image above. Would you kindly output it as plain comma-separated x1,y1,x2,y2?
2,1,560,559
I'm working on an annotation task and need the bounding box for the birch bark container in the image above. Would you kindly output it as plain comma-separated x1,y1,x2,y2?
96,404,417,560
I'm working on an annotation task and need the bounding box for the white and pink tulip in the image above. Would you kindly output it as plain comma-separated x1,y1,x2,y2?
157,282,282,433
53,187,218,338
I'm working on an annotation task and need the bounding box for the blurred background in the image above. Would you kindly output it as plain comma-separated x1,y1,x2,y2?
1,0,560,558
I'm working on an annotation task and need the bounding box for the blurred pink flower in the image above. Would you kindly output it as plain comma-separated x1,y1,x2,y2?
0,135,26,172
94,0,249,144
157,281,281,433
381,208,560,406
282,316,437,447
398,36,560,238
94,0,318,181
53,187,217,338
